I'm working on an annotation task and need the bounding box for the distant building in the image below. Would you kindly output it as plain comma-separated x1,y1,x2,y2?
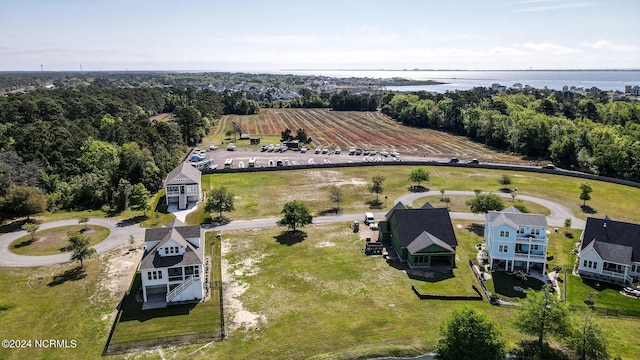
164,162,202,210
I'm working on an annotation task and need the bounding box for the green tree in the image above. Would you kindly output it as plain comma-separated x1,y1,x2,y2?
67,233,97,268
579,182,593,207
564,217,572,231
295,128,312,144
409,168,430,188
78,216,89,231
277,200,313,232
499,174,512,190
78,139,120,180
21,223,40,242
368,176,385,204
436,306,506,360
128,183,150,216
440,189,445,201
206,186,235,219
514,286,571,353
1,186,47,220
567,310,609,360
175,106,206,146
328,185,343,212
443,197,451,210
466,193,504,214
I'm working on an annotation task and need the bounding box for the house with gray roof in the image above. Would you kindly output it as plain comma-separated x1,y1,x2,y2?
577,217,640,285
379,202,457,268
484,206,548,274
164,162,202,210
139,220,205,308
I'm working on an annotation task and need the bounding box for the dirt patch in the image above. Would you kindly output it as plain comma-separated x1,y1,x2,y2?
221,238,266,332
94,241,144,301
315,241,336,248
304,170,367,187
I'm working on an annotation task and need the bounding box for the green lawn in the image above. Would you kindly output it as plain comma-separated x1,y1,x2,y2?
0,260,114,360
202,166,640,224
108,233,222,348
9,225,109,256
413,195,551,215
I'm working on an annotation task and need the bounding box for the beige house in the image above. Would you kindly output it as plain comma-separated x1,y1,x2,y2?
164,162,202,210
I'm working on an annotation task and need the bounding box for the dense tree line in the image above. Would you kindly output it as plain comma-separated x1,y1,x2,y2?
382,89,640,182
0,86,189,214
330,91,379,111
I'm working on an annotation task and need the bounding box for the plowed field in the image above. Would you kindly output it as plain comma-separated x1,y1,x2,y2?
213,108,523,162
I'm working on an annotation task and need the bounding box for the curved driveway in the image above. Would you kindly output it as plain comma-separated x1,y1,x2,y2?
0,192,583,267
0,218,146,267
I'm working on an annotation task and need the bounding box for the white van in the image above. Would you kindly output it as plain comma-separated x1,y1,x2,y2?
364,212,375,225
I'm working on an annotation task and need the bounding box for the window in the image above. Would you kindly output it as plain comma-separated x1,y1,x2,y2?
148,272,152,280
187,185,198,193
531,245,539,251
593,262,597,270
517,227,525,234
499,245,508,253
583,260,588,268
500,230,510,238
531,228,541,236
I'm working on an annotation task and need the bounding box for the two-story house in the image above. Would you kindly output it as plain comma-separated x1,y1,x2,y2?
485,206,548,274
577,216,640,285
139,220,205,309
164,162,202,210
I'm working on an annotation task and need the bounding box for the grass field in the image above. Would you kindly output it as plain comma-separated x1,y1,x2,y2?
9,225,109,256
209,108,527,162
202,166,640,224
0,259,114,360
413,195,551,215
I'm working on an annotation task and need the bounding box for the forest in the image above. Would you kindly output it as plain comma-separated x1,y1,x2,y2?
0,72,639,216
381,88,640,182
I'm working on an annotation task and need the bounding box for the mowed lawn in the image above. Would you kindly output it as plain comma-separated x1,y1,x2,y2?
199,166,640,224
0,259,115,360
166,223,640,360
9,225,110,256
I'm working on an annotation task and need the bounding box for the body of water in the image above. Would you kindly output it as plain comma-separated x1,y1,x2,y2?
282,69,640,93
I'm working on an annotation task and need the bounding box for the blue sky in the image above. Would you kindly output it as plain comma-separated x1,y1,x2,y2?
1,0,638,71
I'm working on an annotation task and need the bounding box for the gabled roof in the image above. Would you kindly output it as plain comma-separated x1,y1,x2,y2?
165,162,201,186
420,202,435,209
580,217,640,264
407,231,455,255
389,207,458,249
385,201,407,219
486,207,547,229
141,224,203,270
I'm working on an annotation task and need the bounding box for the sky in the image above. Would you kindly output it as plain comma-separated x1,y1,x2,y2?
1,0,639,71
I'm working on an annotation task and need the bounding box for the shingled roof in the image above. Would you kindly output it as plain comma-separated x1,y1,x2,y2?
389,207,458,249
164,162,201,186
580,217,640,265
407,231,455,255
140,224,203,270
486,207,547,228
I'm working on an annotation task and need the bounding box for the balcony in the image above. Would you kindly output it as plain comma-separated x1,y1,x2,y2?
515,236,547,245
514,252,546,260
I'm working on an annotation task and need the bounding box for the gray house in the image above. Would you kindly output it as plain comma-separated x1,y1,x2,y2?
164,162,202,210
578,217,640,285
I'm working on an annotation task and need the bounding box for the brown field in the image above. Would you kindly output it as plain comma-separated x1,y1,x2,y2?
213,108,525,162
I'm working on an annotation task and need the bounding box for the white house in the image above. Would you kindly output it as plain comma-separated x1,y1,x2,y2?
139,220,205,308
484,206,548,274
164,162,202,210
577,217,640,285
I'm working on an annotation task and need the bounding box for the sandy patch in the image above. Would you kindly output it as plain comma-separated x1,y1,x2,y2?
315,241,336,248
221,239,266,332
304,170,367,187
94,242,144,302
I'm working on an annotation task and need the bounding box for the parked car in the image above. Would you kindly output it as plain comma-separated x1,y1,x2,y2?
449,158,459,163
470,158,479,164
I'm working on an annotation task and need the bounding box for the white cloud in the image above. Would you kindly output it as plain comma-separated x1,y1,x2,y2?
582,40,639,52
514,1,592,13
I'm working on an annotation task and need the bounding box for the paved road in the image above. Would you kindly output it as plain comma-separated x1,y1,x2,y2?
395,190,586,229
0,192,584,267
0,218,146,267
